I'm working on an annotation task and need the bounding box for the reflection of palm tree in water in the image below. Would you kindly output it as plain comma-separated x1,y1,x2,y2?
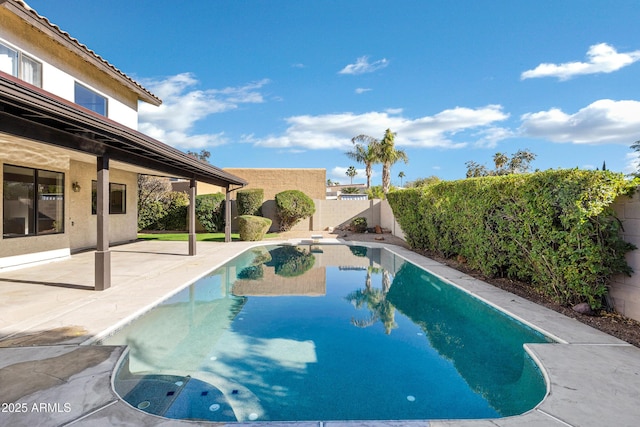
345,268,397,334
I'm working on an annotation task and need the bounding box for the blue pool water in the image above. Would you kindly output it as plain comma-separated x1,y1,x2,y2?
100,244,551,422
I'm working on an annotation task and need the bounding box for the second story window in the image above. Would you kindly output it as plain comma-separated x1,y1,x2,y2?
0,41,42,87
75,82,107,116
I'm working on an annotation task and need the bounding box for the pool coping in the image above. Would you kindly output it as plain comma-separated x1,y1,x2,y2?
1,238,639,426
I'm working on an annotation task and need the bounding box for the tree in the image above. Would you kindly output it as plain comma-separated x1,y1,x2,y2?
377,129,408,194
398,171,406,187
466,149,536,177
346,135,380,189
407,175,441,187
632,140,640,176
186,149,211,163
346,166,358,184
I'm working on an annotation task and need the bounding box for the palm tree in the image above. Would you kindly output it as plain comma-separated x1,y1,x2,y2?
346,166,357,184
378,129,408,194
398,171,406,187
346,135,380,189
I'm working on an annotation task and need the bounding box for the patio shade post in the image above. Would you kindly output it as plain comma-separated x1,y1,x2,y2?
225,186,232,243
188,179,197,255
95,155,111,290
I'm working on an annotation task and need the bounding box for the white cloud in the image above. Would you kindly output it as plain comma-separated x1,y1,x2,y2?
138,73,270,149
355,88,372,94
519,99,640,144
521,43,640,81
246,105,510,151
339,56,389,75
624,152,640,175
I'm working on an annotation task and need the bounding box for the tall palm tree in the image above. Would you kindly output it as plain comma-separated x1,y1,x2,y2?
346,135,380,189
378,129,408,194
346,166,357,184
398,171,406,187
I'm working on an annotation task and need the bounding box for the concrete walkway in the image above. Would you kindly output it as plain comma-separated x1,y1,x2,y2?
0,239,639,426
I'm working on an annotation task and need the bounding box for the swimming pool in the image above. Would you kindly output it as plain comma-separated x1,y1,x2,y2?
99,244,551,422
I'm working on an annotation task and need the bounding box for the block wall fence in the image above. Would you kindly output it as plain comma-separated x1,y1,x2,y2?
610,190,640,322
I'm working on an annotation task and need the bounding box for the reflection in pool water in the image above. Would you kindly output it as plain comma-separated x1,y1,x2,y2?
101,244,551,422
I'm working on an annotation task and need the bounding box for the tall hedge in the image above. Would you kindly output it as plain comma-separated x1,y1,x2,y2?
195,193,226,232
275,190,316,231
237,188,264,216
387,169,637,308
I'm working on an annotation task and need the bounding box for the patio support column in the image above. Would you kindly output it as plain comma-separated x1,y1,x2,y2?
225,185,232,243
188,179,197,255
95,155,111,291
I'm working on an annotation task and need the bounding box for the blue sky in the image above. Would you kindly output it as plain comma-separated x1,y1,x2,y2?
27,0,640,185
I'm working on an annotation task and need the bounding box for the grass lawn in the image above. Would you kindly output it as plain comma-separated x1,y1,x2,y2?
137,232,279,242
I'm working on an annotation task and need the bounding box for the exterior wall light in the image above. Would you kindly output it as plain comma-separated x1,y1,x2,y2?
72,181,81,192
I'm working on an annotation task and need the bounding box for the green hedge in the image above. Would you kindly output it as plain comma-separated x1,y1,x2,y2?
275,190,316,231
237,188,264,216
238,215,272,241
195,193,226,232
387,169,637,308
138,191,189,231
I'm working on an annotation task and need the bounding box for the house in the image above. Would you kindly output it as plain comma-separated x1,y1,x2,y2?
0,0,246,289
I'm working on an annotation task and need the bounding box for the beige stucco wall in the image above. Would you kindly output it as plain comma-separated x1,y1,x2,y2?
610,190,640,322
0,136,71,261
67,160,138,251
1,135,139,268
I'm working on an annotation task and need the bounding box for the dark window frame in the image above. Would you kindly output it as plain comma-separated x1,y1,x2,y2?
3,164,65,238
91,181,127,215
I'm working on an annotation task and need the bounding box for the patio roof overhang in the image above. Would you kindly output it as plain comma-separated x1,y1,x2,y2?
0,72,247,188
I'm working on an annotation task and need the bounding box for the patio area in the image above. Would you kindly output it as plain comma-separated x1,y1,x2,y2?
1,238,639,426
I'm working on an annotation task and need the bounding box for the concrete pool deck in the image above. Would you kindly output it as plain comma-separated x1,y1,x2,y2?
0,238,639,426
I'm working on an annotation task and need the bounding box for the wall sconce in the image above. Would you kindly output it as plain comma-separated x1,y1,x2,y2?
72,181,81,192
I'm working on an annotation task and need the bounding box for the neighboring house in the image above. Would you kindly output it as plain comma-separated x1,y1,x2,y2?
0,1,246,288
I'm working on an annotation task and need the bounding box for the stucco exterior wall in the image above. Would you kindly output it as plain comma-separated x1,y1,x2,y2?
1,134,139,269
67,160,138,251
610,190,640,322
0,136,71,264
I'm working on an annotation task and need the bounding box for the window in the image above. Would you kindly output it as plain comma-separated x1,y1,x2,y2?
75,82,107,116
92,181,126,214
3,165,64,238
0,42,42,87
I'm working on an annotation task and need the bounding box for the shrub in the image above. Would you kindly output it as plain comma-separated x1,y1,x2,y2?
160,191,189,230
238,215,272,241
342,187,361,194
138,191,189,231
387,169,637,309
237,188,264,216
266,246,315,277
366,185,385,200
195,193,226,232
275,190,316,231
350,217,368,233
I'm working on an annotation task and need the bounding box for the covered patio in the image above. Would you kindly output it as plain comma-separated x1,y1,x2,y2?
0,73,247,290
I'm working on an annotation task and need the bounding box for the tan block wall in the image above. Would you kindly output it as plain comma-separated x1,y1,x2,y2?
380,200,405,240
311,199,381,231
610,190,640,322
223,168,326,200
